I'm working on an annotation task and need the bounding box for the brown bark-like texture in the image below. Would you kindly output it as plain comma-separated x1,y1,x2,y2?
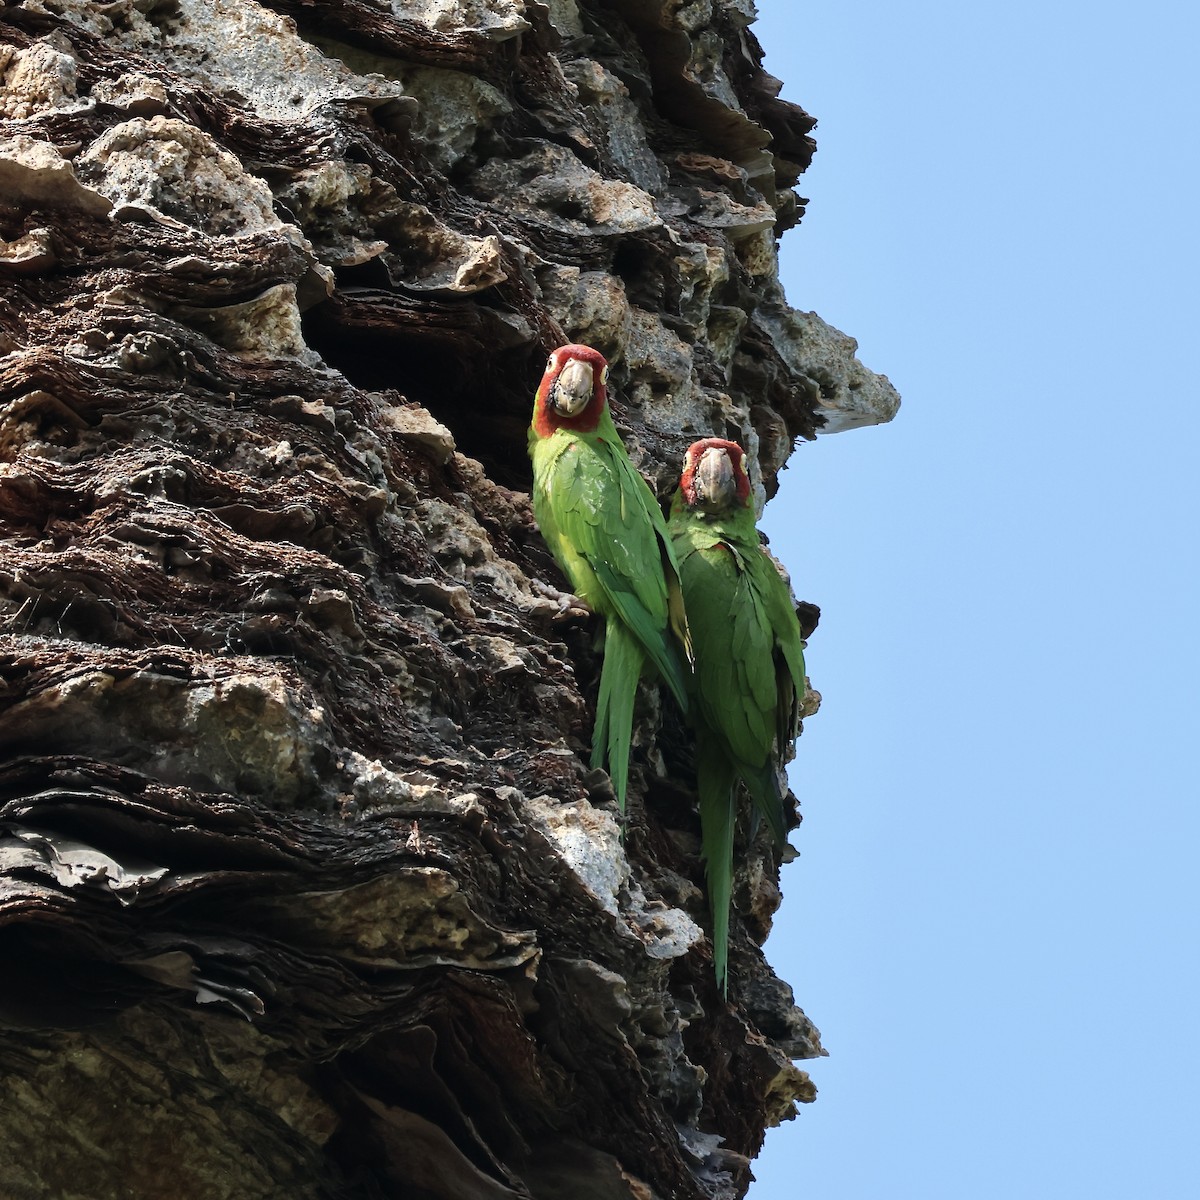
0,2,898,1197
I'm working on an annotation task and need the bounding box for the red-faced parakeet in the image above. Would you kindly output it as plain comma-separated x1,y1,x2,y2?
668,438,807,991
528,344,692,811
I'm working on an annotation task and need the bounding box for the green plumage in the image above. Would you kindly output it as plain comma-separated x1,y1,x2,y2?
668,442,807,992
529,349,690,811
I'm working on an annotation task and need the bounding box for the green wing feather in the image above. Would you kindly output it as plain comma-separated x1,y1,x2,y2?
749,548,807,771
531,422,691,809
533,427,690,707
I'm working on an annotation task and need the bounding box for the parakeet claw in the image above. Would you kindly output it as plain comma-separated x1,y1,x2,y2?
530,577,593,622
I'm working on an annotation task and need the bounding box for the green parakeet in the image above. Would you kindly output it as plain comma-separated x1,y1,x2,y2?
528,343,692,811
668,438,807,992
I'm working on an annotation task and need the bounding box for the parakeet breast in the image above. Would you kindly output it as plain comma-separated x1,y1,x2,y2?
530,430,609,611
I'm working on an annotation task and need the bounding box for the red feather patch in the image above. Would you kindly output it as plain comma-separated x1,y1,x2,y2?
532,343,609,438
679,438,751,507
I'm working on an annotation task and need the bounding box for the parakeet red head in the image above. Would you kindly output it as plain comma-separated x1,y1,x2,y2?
532,343,610,437
679,438,752,513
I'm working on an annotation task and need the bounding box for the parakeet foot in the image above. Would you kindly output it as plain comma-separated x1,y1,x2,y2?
530,578,592,623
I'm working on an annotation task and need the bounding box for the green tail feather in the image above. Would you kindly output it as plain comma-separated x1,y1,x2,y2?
698,738,738,995
590,558,690,715
591,619,645,812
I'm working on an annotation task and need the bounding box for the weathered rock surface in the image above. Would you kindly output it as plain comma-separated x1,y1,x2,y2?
0,1,897,1197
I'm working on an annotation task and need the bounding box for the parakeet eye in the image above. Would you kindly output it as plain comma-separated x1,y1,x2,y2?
601,365,609,384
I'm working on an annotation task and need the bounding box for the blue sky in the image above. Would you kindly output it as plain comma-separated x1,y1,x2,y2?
750,3,1200,1197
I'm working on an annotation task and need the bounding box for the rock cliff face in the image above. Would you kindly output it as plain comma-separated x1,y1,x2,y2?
0,2,897,1197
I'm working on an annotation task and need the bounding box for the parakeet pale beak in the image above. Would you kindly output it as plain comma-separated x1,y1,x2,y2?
693,447,738,512
549,358,594,416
